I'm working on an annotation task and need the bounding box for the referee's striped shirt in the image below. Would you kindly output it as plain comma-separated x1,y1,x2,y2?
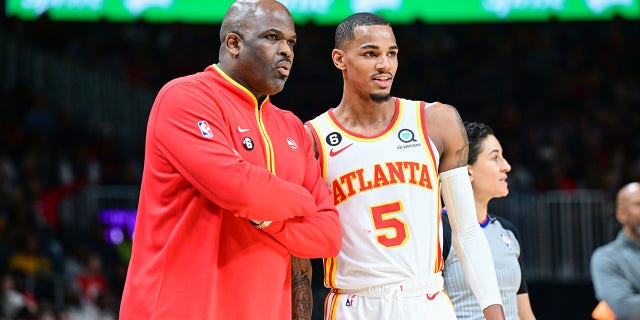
442,212,528,320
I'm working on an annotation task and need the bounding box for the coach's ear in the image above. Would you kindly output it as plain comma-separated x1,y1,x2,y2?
224,32,242,58
332,49,346,70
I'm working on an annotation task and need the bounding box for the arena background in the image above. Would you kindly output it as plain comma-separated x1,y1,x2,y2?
1,1,639,319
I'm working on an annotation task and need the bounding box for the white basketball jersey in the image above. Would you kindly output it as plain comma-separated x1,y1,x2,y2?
307,98,443,290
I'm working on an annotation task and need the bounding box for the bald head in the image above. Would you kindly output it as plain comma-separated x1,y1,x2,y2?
616,182,640,238
220,0,291,43
216,0,296,101
616,182,640,208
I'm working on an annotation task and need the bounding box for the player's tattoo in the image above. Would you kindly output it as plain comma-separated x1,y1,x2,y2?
291,257,312,320
452,106,469,168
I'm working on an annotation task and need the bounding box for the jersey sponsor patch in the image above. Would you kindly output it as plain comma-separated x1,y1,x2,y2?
397,128,417,143
197,120,213,138
396,128,421,149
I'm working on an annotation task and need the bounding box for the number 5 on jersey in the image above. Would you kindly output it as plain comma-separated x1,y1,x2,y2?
371,201,409,247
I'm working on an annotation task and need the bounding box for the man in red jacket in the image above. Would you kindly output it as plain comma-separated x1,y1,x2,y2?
119,1,342,319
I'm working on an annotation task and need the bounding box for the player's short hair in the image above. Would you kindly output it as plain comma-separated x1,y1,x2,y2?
465,122,495,165
335,12,391,49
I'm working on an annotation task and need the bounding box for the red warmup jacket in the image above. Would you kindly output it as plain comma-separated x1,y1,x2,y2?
120,64,341,319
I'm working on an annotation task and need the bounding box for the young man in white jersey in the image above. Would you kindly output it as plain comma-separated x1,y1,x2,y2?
293,12,505,320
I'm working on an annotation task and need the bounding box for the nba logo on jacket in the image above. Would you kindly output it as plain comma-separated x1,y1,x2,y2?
197,120,213,138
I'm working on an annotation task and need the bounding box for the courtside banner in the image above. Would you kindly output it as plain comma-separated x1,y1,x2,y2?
6,0,640,23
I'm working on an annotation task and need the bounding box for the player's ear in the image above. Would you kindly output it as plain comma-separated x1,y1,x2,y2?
467,166,474,183
332,49,346,70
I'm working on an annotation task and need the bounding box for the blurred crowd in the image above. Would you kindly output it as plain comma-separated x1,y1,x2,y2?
1,13,639,319
0,81,133,318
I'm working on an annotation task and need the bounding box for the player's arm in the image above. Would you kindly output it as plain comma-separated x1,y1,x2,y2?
424,102,468,172
425,102,504,319
291,256,313,320
154,81,318,222
304,124,320,159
